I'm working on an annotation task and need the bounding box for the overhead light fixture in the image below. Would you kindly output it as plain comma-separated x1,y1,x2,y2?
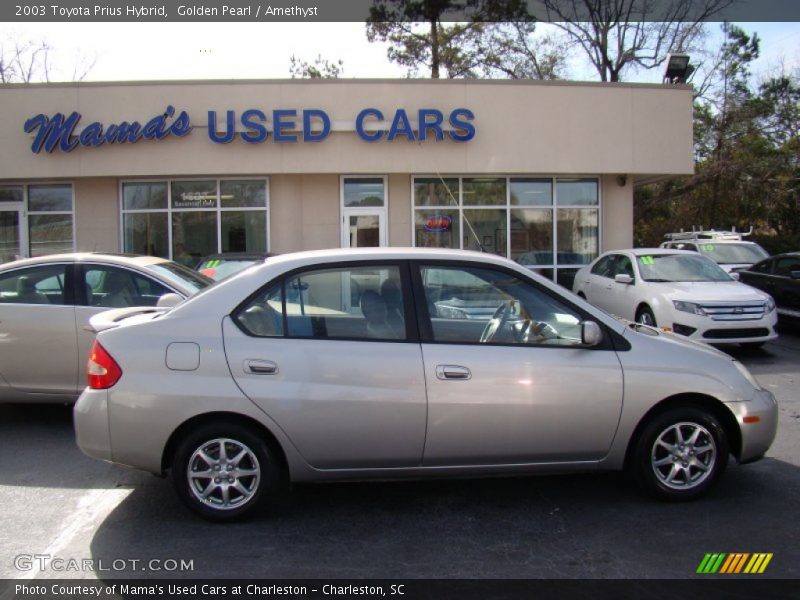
663,53,691,84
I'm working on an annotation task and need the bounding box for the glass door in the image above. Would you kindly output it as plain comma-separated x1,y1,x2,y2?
0,206,24,264
341,177,387,248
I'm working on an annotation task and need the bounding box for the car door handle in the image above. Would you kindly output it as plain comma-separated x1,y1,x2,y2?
245,359,278,375
435,365,471,380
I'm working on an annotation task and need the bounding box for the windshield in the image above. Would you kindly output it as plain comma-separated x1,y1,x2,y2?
697,242,768,264
197,259,260,281
637,254,732,282
146,261,213,294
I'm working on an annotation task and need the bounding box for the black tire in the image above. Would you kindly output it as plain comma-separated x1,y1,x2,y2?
171,422,281,521
633,406,728,501
636,305,657,327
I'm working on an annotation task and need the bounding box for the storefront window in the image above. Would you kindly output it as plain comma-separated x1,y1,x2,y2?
121,179,269,263
27,184,74,257
123,213,168,258
343,178,384,207
412,176,600,287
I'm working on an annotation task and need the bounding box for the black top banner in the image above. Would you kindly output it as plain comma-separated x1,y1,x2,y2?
4,0,800,23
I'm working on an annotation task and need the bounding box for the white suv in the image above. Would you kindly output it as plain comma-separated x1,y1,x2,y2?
573,249,778,348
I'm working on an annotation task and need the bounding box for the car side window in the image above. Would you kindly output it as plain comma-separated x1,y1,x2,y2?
419,265,585,347
751,259,773,274
591,256,616,278
775,257,800,277
233,282,284,337
276,265,407,341
0,265,67,305
84,266,171,308
612,255,634,279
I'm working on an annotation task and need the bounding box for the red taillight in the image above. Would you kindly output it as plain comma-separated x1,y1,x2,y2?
87,340,122,389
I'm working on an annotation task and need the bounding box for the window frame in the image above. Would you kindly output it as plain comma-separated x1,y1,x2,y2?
119,177,270,261
410,175,602,286
232,260,420,343
0,182,75,260
409,259,616,351
0,262,76,306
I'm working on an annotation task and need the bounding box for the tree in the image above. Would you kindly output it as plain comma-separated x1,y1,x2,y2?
0,37,51,83
0,33,95,83
538,0,732,82
366,0,530,78
289,54,343,79
634,24,800,252
475,22,568,79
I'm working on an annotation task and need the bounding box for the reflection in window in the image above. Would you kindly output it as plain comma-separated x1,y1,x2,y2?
420,265,584,346
121,179,268,262
282,266,405,341
343,178,384,207
412,176,600,287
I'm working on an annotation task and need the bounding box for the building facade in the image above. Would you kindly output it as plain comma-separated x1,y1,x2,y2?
0,79,693,287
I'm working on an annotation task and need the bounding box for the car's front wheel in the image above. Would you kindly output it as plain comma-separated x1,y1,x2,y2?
171,422,280,521
633,407,729,501
636,305,657,327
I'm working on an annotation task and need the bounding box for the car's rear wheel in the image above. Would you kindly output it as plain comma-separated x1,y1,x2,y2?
633,407,728,501
636,305,657,327
171,422,280,521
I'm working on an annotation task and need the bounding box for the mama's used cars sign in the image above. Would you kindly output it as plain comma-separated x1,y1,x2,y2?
23,105,476,154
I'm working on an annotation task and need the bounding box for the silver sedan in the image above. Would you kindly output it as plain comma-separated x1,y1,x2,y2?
74,248,778,521
0,253,211,403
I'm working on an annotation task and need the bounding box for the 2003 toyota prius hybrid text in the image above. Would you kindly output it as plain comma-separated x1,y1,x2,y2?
74,248,778,521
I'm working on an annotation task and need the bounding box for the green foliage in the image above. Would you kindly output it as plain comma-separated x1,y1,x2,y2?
366,0,531,78
635,24,800,252
289,54,343,79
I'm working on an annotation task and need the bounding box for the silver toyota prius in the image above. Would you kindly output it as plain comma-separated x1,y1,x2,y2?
74,248,778,521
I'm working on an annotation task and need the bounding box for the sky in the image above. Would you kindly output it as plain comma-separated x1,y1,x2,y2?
5,20,800,84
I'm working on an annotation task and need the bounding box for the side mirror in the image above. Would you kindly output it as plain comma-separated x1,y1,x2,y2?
614,274,633,285
581,321,603,347
730,272,740,281
156,293,183,308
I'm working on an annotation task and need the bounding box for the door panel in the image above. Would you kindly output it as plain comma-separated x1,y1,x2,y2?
0,263,77,394
415,262,623,466
421,344,623,465
222,318,427,469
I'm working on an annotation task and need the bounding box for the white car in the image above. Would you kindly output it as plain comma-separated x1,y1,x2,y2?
573,249,778,348
660,239,769,273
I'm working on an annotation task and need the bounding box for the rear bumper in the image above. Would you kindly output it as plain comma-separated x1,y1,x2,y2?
73,388,112,462
728,389,779,463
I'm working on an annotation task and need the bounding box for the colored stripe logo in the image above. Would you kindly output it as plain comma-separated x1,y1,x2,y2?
697,553,773,574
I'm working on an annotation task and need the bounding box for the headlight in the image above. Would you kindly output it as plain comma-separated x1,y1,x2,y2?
673,300,707,316
765,296,776,312
733,360,762,391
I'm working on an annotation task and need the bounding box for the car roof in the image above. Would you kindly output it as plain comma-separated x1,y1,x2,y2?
603,248,696,257
260,247,510,268
0,252,170,271
663,239,761,245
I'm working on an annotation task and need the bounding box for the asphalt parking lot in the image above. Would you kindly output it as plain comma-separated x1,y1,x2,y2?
1,325,798,581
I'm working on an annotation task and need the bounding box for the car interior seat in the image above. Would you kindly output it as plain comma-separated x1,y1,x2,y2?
360,290,399,339
15,276,46,304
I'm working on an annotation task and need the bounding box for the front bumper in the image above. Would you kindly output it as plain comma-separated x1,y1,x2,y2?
728,389,779,463
665,309,778,345
73,388,112,462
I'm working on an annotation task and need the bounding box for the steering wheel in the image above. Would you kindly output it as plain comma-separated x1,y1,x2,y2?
520,320,560,343
480,301,513,343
